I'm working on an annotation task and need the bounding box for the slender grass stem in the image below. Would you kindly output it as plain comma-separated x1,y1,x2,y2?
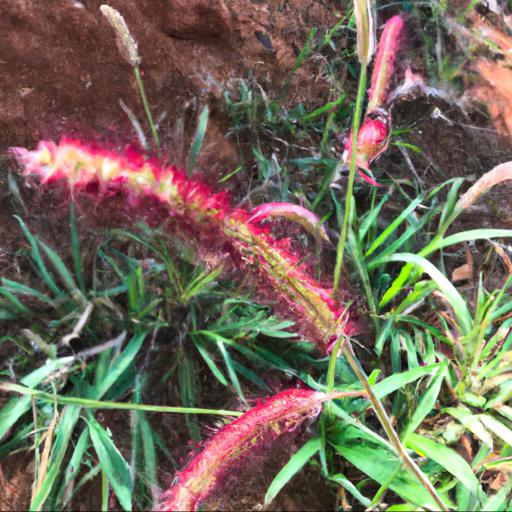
341,344,448,511
0,382,242,417
101,470,109,512
333,65,368,297
134,65,160,157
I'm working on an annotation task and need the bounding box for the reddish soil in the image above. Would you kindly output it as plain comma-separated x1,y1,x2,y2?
0,0,340,173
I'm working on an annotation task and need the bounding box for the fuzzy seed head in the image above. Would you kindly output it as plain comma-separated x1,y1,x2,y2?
354,0,376,66
159,389,328,511
100,4,140,67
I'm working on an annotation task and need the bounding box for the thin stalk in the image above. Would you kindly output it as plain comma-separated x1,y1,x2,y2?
0,382,242,417
101,471,109,512
333,64,368,297
134,65,160,157
341,344,448,511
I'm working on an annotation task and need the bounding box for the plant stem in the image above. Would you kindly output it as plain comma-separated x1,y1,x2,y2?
333,64,368,297
0,382,242,417
341,344,448,511
134,65,161,157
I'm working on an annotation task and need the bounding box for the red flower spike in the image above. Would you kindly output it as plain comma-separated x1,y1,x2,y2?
158,388,330,511
367,15,405,112
12,139,360,351
341,15,405,186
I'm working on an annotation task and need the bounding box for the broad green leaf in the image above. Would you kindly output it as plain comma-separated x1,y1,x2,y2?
380,253,472,333
481,481,512,512
479,414,512,446
87,415,133,511
407,433,481,495
444,406,493,448
373,364,441,400
332,435,442,509
264,437,321,506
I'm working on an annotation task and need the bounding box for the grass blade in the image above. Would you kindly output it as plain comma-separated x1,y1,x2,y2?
187,105,209,176
87,414,133,511
407,433,481,495
14,216,62,297
264,437,321,506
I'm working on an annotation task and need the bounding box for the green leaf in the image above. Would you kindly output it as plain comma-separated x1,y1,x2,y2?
331,433,442,509
95,332,147,399
193,339,228,386
329,473,371,507
480,481,512,511
426,229,512,256
39,239,82,300
138,413,157,507
14,215,63,297
379,253,472,333
1,278,54,306
31,406,81,510
87,415,133,511
401,364,447,442
264,437,321,506
373,364,441,400
365,195,424,258
445,406,493,448
0,357,73,441
478,414,512,446
217,340,246,404
55,427,90,508
406,433,481,495
187,104,209,175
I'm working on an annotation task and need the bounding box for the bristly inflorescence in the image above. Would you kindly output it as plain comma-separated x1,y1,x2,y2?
12,138,359,351
158,388,330,511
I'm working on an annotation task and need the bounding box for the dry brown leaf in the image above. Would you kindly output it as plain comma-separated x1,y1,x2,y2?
475,60,512,142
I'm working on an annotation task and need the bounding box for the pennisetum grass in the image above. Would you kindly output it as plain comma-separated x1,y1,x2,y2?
158,388,363,511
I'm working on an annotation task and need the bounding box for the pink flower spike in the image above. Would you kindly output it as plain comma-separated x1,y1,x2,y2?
158,388,331,511
248,202,330,242
368,15,405,111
